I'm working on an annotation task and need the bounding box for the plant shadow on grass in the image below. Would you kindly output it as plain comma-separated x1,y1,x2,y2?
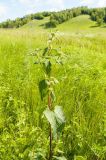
39,22,56,29
101,25,106,28
38,23,48,29
90,25,99,28
39,23,45,27
90,25,106,28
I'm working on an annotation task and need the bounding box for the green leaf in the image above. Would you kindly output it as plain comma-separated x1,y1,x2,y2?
51,49,59,55
54,106,65,124
39,80,47,100
34,61,40,64
54,106,65,133
74,156,87,160
53,156,67,160
53,78,59,84
43,47,48,56
43,60,52,76
44,106,66,138
44,108,57,136
34,152,46,160
56,59,63,65
50,90,56,101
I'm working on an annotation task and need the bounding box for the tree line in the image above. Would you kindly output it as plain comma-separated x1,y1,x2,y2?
0,12,51,28
0,7,106,28
46,7,106,27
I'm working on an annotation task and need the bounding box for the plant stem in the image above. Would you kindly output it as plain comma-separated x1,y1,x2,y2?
48,91,52,160
49,123,52,160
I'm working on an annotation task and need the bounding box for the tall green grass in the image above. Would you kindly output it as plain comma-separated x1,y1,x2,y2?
0,28,106,159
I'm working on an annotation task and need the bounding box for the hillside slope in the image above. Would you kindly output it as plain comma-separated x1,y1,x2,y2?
21,17,49,30
58,15,95,31
21,15,106,37
57,15,106,37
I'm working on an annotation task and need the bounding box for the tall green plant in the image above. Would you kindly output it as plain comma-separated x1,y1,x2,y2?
33,32,66,160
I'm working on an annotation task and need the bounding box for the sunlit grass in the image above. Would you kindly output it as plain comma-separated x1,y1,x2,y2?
0,15,106,159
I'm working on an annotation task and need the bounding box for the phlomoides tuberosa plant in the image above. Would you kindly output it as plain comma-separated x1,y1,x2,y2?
32,32,66,160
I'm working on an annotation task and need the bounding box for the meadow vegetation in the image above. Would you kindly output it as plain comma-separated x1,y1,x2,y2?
0,15,106,160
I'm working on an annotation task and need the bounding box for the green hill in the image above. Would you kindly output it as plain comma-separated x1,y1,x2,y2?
22,17,49,30
20,15,106,38
57,15,106,37
58,15,95,31
21,15,94,31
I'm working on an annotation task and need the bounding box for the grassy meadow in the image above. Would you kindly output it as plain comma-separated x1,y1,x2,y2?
0,15,106,159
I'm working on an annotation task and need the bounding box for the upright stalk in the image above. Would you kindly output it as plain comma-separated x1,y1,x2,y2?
34,32,66,159
48,85,52,160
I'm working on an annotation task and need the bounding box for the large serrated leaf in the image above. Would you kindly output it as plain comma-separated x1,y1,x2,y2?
43,60,51,76
54,106,65,133
44,108,57,137
39,79,47,100
54,106,65,124
44,106,66,138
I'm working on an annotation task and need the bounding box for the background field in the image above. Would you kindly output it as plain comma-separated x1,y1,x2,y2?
0,15,106,159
